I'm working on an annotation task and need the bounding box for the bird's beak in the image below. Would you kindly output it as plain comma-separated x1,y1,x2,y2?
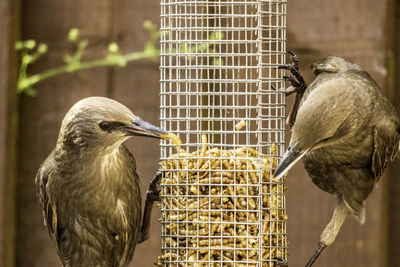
273,142,309,180
122,117,168,139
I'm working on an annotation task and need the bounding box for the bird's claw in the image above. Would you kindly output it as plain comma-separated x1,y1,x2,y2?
272,51,307,97
279,51,307,95
273,257,288,267
287,50,299,69
140,171,164,243
283,75,303,89
277,51,308,128
146,171,163,202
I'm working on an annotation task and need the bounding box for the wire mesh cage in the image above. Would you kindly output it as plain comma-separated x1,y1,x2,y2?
159,0,287,265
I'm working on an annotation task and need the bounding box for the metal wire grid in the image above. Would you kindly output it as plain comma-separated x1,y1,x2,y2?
159,0,287,265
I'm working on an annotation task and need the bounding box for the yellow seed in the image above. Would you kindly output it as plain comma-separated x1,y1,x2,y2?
162,132,185,153
235,120,247,130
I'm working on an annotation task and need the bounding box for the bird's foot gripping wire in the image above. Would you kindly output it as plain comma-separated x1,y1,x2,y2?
273,257,288,267
139,171,164,243
279,50,307,96
272,51,308,128
146,171,162,202
305,241,326,267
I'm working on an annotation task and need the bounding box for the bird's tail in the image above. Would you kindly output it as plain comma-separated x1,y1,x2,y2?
343,196,366,225
355,206,366,225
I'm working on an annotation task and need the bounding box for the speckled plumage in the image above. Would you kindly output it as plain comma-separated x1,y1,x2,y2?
293,57,400,216
35,97,164,267
36,145,140,267
274,56,400,266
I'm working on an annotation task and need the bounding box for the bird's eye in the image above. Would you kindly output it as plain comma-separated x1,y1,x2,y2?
99,122,112,132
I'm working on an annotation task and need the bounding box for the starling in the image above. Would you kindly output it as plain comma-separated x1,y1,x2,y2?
274,55,400,266
35,96,167,267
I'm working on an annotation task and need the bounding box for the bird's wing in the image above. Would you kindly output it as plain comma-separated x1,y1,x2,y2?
372,124,400,181
35,162,61,254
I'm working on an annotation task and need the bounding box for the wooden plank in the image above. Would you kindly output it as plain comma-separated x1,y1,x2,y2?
17,1,112,266
108,1,163,266
286,0,390,266
0,1,9,264
384,0,400,266
0,0,20,266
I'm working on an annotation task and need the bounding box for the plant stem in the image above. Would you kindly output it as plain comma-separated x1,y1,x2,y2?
17,49,159,93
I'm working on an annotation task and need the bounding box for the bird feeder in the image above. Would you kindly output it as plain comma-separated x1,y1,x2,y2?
159,0,287,265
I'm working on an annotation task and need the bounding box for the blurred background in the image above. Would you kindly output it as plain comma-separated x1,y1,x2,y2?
1,0,400,266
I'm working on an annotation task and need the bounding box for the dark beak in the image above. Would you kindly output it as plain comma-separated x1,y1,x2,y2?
122,117,167,139
274,142,308,180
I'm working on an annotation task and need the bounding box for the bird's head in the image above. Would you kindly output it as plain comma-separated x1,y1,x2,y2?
311,56,362,76
57,97,167,151
273,89,350,180
275,57,361,179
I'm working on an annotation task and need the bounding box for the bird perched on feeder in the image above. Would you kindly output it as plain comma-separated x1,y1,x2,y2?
274,54,400,267
36,96,168,267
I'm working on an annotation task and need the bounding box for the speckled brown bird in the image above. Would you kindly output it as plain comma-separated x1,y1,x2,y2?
274,56,400,266
36,96,167,267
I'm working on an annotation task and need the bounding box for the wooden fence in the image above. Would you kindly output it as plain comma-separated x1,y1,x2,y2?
0,0,399,266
